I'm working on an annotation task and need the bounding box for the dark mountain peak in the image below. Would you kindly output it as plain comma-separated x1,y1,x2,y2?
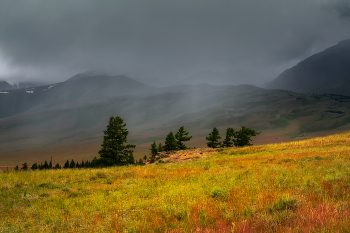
0,80,15,91
65,71,106,82
266,39,350,95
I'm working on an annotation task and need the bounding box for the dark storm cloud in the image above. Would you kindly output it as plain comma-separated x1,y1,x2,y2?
0,0,349,84
328,0,350,19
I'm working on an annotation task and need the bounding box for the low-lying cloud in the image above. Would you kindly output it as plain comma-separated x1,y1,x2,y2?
0,0,349,85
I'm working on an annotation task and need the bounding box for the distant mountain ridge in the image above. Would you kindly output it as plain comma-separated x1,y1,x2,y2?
266,39,350,95
0,80,44,90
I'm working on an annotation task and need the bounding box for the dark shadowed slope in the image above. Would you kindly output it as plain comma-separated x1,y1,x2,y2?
0,75,155,118
266,39,350,95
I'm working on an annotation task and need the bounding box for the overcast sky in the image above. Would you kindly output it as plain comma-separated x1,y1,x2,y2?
0,0,349,85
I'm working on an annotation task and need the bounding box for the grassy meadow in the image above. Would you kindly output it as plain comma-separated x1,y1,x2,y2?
2,132,350,232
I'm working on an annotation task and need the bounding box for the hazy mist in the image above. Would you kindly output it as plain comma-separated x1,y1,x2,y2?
0,0,350,85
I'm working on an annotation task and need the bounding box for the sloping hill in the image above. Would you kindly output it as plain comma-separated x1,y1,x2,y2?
2,132,350,231
266,39,350,95
2,81,350,166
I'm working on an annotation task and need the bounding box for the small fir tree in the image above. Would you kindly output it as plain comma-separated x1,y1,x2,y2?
63,160,70,169
14,165,19,171
70,159,75,168
49,157,52,169
206,127,222,148
143,155,147,161
81,160,85,168
54,163,60,169
222,127,235,147
158,142,163,152
21,162,28,171
150,141,158,158
43,160,49,169
164,131,178,151
175,126,192,150
31,163,38,170
98,116,136,166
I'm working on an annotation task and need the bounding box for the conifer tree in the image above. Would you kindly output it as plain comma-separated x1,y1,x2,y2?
49,157,52,169
150,141,158,157
39,162,43,170
233,126,261,147
206,127,222,148
143,155,147,161
14,165,19,171
31,163,38,170
21,162,28,171
43,160,49,169
158,142,163,152
76,162,80,168
81,160,85,168
175,126,192,150
164,131,178,151
54,163,60,169
98,116,136,166
222,127,235,147
70,159,75,168
63,160,70,169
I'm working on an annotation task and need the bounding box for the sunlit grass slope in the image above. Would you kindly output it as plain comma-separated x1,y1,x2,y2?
2,132,350,232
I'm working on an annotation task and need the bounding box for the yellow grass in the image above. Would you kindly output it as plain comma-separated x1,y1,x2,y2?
2,132,350,232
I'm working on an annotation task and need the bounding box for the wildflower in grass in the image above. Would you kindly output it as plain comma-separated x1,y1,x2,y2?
210,186,227,199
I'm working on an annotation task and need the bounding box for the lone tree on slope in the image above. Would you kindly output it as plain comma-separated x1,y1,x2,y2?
206,127,222,148
164,131,178,151
175,126,193,150
98,116,136,166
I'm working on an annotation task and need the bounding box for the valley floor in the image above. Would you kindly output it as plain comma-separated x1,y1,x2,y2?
2,132,350,232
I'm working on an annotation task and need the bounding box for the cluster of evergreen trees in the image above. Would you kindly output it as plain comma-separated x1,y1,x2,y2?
12,157,100,171
9,116,261,171
148,126,193,162
206,126,260,148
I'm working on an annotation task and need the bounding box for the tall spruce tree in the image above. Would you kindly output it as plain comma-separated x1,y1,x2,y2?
98,116,136,166
175,126,192,150
222,127,235,147
164,131,178,151
206,127,222,148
